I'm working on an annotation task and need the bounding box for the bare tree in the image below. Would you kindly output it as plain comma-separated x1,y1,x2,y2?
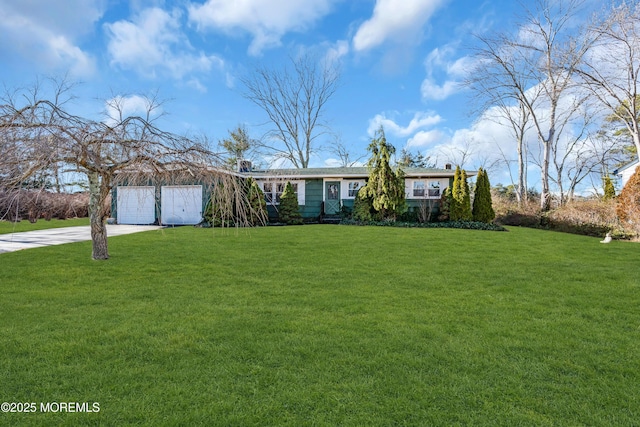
0,80,250,260
470,0,594,211
328,135,365,167
467,33,539,205
240,54,340,168
434,137,476,169
549,101,595,203
577,1,640,163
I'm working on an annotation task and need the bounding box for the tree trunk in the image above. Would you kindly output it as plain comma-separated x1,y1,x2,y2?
540,106,556,212
540,139,552,212
88,171,109,260
634,131,640,164
517,136,525,206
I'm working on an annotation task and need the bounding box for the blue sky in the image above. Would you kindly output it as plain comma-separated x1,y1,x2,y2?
0,0,599,187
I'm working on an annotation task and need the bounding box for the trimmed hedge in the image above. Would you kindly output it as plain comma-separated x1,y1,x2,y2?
340,219,507,231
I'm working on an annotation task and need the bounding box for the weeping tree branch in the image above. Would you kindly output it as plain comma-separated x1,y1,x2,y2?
1,81,255,260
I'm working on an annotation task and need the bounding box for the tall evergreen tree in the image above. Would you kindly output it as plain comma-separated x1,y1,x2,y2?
219,124,257,169
451,166,472,221
360,126,406,220
603,175,616,200
437,186,452,221
472,168,495,223
460,169,472,220
278,181,303,225
398,148,434,168
450,166,463,220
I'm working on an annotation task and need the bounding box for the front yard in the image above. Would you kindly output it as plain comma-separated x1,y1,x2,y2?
0,225,637,425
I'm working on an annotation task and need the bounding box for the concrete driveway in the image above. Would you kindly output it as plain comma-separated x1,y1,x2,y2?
0,225,163,254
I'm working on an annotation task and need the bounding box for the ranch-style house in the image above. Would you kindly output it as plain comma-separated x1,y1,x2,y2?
112,165,467,225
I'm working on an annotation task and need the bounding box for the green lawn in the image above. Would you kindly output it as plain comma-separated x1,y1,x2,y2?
0,225,638,426
0,218,89,234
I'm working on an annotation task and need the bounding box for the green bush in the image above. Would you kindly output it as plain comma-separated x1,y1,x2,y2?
398,207,420,223
340,218,507,231
203,198,231,227
437,187,452,221
603,175,616,200
472,168,495,223
450,166,472,221
245,177,268,226
278,181,303,225
352,191,376,222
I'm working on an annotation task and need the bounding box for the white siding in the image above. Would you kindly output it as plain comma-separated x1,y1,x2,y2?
620,163,639,188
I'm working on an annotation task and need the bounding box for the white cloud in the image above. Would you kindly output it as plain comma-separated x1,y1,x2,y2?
105,7,224,82
323,158,343,167
352,0,447,52
420,79,459,101
447,55,476,78
406,129,446,149
420,45,474,101
188,0,335,56
104,95,158,126
324,40,350,68
368,111,443,137
0,0,101,76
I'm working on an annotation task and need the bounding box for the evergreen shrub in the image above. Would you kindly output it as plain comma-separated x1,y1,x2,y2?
603,175,616,200
352,191,376,222
245,177,268,226
278,181,303,225
472,168,495,223
450,166,472,221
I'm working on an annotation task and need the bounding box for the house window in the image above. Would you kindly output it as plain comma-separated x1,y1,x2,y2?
263,183,273,204
428,181,441,197
260,181,303,205
408,179,443,199
348,182,360,197
413,181,425,197
275,182,286,203
342,180,366,199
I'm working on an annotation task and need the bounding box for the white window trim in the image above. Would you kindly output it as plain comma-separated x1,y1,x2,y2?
406,179,444,199
341,180,366,199
258,179,305,205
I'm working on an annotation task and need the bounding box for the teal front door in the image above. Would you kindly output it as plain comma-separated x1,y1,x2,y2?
325,181,341,215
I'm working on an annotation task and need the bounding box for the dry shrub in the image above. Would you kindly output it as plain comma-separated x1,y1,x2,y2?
493,191,541,227
616,166,640,236
545,199,632,238
493,190,638,240
0,189,90,222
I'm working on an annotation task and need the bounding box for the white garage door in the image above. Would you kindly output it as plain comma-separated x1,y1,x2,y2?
161,185,203,225
116,186,156,225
